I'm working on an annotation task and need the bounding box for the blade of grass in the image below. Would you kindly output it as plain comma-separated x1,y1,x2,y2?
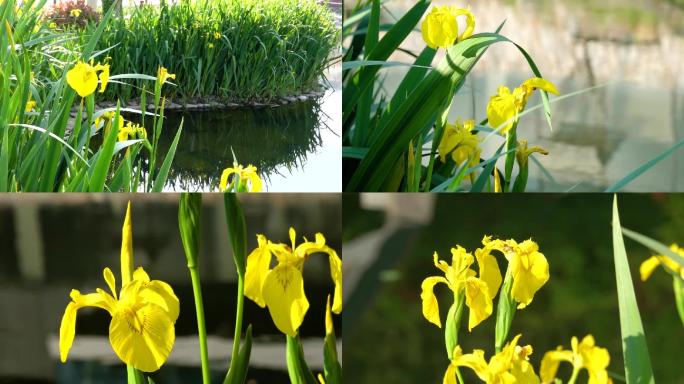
606,137,684,192
151,122,183,192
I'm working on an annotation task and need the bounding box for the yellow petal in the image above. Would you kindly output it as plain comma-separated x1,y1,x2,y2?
59,301,78,362
540,349,572,383
134,268,180,323
420,275,450,327
451,348,490,381
421,6,460,49
103,267,117,299
464,277,493,331
639,256,661,281
109,303,175,372
510,241,549,308
98,64,109,93
262,264,310,337
328,247,343,314
244,234,273,307
325,295,334,336
66,61,98,98
511,360,541,384
521,78,560,96
475,247,502,299
245,165,263,192
442,361,459,384
121,202,134,285
487,91,517,134
453,8,475,41
219,168,236,191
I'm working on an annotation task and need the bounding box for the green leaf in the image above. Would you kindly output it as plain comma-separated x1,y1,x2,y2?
342,60,433,71
494,269,516,353
88,106,121,192
151,122,183,192
606,137,684,192
621,227,684,269
611,196,655,384
286,335,317,384
224,325,253,384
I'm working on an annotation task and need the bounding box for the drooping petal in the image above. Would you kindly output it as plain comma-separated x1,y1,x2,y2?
219,168,236,191
521,78,560,96
70,289,117,314
539,348,573,383
442,360,459,384
109,302,175,372
262,264,310,336
244,234,273,308
510,240,549,308
420,275,450,327
454,8,475,41
639,257,661,281
450,347,490,381
464,277,493,331
59,301,78,362
475,247,502,299
328,247,343,314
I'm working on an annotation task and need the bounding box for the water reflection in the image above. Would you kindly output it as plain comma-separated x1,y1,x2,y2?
151,100,325,192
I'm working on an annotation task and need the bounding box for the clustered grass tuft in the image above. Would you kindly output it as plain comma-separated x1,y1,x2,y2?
90,0,338,103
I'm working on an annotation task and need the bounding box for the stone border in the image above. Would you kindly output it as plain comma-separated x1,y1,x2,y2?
92,90,326,113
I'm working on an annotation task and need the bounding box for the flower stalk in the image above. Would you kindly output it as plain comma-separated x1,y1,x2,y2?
178,193,211,384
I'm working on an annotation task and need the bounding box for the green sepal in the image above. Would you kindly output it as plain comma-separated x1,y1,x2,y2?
224,193,248,277
494,268,517,353
286,335,317,384
445,295,464,359
178,193,202,268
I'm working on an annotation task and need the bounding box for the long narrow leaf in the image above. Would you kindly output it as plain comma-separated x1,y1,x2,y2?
611,196,655,384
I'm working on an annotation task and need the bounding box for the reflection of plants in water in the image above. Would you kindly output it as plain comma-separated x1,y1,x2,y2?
133,100,324,191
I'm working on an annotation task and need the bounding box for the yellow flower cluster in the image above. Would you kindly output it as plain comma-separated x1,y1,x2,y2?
220,163,263,192
421,236,549,334
640,243,684,281
540,335,611,384
244,228,342,337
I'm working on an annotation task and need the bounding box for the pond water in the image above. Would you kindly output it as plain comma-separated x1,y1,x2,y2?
134,64,341,193
374,0,684,192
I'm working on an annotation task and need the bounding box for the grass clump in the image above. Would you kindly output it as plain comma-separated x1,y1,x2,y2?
89,0,339,103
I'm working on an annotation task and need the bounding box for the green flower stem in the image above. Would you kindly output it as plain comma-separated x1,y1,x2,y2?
190,265,211,384
228,274,245,378
673,277,684,327
127,366,143,384
445,296,465,384
286,334,317,384
504,125,518,191
567,366,581,384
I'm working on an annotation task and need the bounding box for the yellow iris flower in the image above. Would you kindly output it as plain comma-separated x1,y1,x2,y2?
157,66,176,85
66,61,110,97
421,245,502,331
118,121,147,142
482,236,549,309
244,228,342,337
70,9,82,18
487,78,559,134
444,334,540,384
540,335,611,384
59,204,179,372
516,140,549,168
220,163,263,192
25,99,36,113
214,32,221,40
640,243,684,281
437,119,481,167
421,6,475,50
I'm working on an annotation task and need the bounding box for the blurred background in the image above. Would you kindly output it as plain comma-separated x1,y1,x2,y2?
343,193,684,383
345,0,684,191
0,194,341,383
